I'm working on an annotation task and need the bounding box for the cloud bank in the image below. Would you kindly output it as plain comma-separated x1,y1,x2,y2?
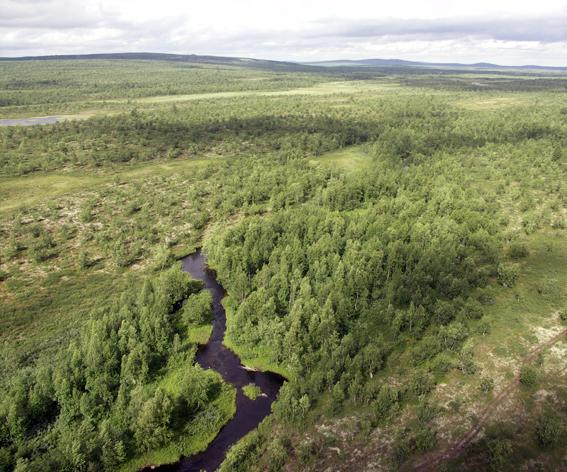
0,0,566,65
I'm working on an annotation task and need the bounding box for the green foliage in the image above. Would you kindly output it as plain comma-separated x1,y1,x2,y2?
480,377,495,393
392,424,437,465
0,267,229,470
551,145,563,161
151,246,173,272
486,437,513,471
509,242,529,259
266,437,289,472
519,365,538,387
242,383,262,400
182,291,213,325
78,250,90,270
497,263,520,287
372,384,399,423
219,429,262,472
133,388,174,452
28,231,55,262
535,411,563,448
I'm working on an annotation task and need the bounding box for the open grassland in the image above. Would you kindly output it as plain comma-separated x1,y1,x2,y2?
309,145,372,172
0,156,222,212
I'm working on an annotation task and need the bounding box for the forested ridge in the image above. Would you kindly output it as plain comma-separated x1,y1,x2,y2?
0,60,566,471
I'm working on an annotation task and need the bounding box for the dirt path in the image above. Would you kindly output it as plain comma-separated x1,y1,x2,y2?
413,327,567,471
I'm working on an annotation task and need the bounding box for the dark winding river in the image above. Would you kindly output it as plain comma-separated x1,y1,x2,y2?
149,250,285,472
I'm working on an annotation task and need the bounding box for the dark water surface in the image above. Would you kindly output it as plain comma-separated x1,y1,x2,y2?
0,116,62,126
148,250,285,472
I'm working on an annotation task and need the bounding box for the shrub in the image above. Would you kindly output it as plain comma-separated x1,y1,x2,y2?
413,425,437,452
509,243,529,259
296,438,317,466
78,251,90,269
438,322,468,351
408,370,435,396
0,447,13,471
330,382,345,414
28,233,55,262
551,217,566,229
152,245,173,271
392,430,413,464
266,437,289,472
486,437,513,471
79,204,94,223
430,353,455,374
458,347,477,375
497,263,519,288
462,298,483,320
373,384,399,422
522,214,541,234
4,237,20,259
535,411,563,448
126,201,141,215
415,400,438,425
476,320,491,336
480,377,495,393
219,430,261,472
519,365,538,387
551,145,563,161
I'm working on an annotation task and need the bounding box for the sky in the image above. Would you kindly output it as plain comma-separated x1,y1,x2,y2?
1,0,567,65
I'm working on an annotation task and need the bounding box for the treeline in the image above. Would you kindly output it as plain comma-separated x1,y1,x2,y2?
0,266,231,471
0,107,376,176
2,91,564,176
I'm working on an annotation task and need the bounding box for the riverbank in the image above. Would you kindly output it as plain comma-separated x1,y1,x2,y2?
121,368,236,472
127,251,285,472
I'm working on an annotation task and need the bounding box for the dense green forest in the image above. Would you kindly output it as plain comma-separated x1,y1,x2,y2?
0,59,566,471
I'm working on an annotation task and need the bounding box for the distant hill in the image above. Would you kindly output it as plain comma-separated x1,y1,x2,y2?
306,58,567,71
1,52,565,73
0,52,320,73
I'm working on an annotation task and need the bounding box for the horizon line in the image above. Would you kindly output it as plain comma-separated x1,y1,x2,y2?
0,51,565,70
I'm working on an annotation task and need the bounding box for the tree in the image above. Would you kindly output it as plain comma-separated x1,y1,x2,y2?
133,388,173,452
182,291,213,325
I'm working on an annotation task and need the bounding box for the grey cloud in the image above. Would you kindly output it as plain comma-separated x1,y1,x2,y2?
0,2,566,64
0,0,105,29
319,14,567,43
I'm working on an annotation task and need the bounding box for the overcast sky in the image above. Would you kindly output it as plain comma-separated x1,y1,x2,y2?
1,0,566,65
